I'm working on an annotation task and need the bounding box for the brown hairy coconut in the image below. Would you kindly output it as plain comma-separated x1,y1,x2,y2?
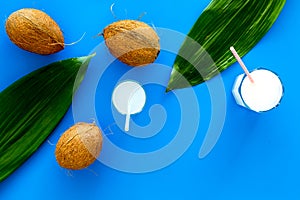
103,20,160,67
55,122,103,170
5,8,64,55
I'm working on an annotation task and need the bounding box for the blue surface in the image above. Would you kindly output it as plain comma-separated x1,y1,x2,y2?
0,0,299,199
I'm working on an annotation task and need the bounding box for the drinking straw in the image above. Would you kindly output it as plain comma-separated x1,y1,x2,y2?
230,46,255,83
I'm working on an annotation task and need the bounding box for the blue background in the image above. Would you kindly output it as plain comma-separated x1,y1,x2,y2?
0,0,299,199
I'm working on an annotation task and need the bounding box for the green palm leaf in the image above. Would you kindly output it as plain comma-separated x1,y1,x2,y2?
0,54,94,182
167,0,286,91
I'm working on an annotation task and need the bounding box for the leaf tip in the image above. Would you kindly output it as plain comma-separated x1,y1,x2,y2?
90,52,96,57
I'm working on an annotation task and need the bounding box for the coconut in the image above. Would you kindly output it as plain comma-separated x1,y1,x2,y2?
5,8,64,55
55,122,103,170
103,20,160,67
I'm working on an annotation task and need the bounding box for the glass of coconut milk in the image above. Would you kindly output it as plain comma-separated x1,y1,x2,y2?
232,68,283,112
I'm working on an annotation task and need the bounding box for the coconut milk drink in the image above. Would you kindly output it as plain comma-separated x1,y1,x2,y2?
232,68,283,112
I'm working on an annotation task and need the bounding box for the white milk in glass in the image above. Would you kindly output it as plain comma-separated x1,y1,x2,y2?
232,68,283,112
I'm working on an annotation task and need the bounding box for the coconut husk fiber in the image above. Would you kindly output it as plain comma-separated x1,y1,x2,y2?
55,123,103,170
103,20,160,67
5,8,64,55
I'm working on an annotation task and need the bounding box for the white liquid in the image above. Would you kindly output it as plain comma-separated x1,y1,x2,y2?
240,69,283,112
112,80,146,131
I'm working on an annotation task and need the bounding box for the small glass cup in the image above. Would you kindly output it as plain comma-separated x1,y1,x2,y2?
232,68,284,112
